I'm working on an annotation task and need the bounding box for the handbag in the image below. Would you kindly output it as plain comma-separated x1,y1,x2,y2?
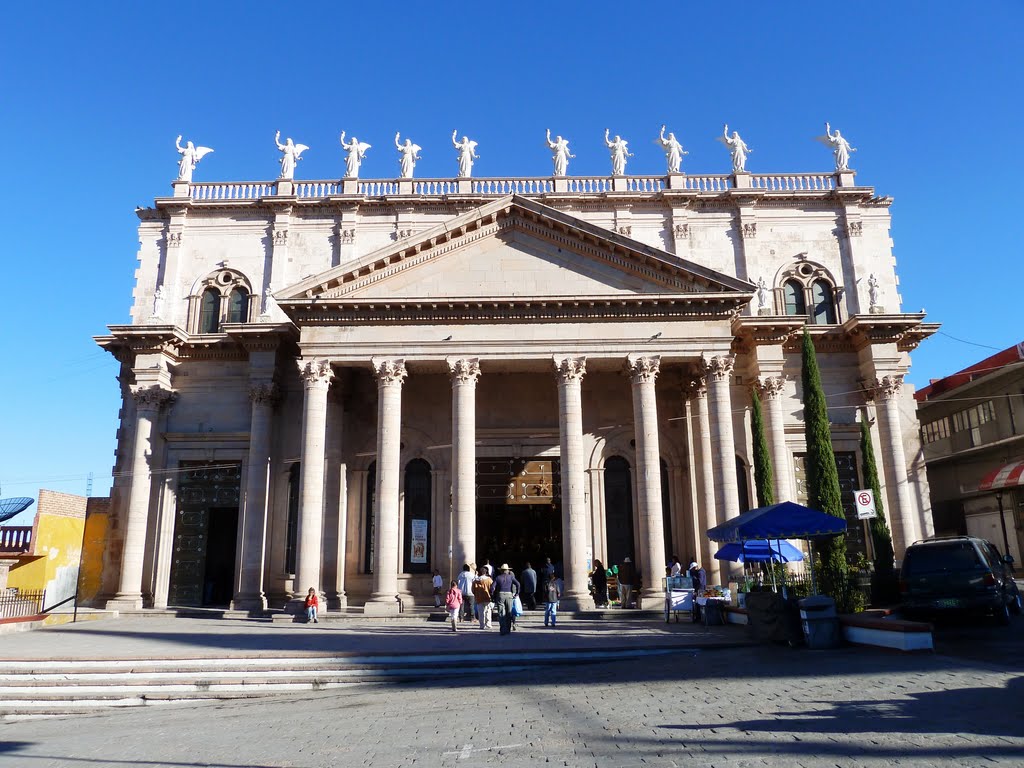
511,594,523,617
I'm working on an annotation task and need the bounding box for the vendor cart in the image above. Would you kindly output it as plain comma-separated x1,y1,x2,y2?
664,575,693,622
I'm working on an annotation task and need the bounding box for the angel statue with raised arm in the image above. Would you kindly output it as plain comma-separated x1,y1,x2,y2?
817,122,857,171
452,130,479,178
604,129,633,176
718,124,751,173
395,132,421,179
175,135,213,182
274,131,308,180
656,125,688,174
339,132,371,179
545,129,575,177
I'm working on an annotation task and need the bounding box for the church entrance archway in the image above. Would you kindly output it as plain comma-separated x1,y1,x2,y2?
604,456,635,570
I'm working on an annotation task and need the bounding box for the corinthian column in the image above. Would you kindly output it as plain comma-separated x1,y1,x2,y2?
758,375,793,503
293,360,333,606
627,355,668,604
873,375,918,553
554,356,588,611
703,354,740,539
687,376,720,586
233,382,279,611
364,358,407,615
447,358,480,570
107,385,175,611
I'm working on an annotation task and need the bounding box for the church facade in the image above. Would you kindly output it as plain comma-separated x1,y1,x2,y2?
94,158,937,613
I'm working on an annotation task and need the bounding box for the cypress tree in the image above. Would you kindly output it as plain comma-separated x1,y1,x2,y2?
860,411,897,604
801,328,849,601
751,387,774,508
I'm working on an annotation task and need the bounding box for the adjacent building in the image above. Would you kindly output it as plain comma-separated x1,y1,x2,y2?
93,156,937,613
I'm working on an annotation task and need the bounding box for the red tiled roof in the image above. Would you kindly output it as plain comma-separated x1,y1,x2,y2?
915,342,1024,401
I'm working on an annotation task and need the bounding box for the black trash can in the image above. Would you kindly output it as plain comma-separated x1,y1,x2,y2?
798,595,840,649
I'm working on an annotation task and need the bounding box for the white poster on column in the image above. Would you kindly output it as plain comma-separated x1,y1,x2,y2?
410,519,428,564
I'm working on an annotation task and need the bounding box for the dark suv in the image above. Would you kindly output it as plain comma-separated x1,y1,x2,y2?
900,536,1022,624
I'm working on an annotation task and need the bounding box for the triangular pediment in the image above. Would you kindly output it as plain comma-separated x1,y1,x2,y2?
279,196,752,304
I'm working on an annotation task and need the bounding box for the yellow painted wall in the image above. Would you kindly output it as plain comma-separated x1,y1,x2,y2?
77,509,108,604
7,513,85,609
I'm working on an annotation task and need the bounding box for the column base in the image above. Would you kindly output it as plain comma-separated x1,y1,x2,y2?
557,593,590,612
105,595,143,611
362,597,403,616
639,587,663,606
231,593,268,612
326,593,348,611
284,597,308,615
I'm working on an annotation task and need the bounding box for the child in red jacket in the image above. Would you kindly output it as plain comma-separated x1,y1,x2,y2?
444,580,463,632
304,587,319,623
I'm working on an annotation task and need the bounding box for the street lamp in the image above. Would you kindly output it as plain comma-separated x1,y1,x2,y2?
995,490,1014,565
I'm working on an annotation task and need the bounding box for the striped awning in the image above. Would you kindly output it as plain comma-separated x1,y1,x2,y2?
978,460,1024,492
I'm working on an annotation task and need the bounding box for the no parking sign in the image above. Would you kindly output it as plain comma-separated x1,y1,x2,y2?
854,489,877,520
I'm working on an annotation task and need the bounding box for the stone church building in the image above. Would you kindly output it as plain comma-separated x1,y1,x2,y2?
94,156,937,614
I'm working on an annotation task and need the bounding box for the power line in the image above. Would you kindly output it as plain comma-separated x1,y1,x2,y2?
936,331,1004,352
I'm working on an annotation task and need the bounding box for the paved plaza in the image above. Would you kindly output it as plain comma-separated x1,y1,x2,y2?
1,615,1022,767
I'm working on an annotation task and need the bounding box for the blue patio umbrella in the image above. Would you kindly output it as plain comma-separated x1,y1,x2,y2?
714,539,805,563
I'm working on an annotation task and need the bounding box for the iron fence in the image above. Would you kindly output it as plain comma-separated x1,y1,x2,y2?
0,588,45,619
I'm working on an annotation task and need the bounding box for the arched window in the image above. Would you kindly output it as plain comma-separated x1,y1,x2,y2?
403,459,432,574
226,287,249,323
783,280,806,317
736,455,751,513
810,280,837,325
198,289,221,334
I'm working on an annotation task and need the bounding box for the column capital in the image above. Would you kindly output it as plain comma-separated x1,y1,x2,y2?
869,374,904,401
682,375,708,400
446,357,481,385
553,355,587,384
130,385,176,411
249,381,281,406
626,354,661,384
297,359,334,388
372,357,408,387
756,375,788,401
701,353,735,382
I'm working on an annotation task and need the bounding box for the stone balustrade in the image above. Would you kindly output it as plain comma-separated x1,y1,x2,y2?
180,172,848,202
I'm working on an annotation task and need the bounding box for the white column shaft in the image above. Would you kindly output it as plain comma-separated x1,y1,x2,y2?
629,357,667,603
234,393,274,609
763,388,793,503
879,392,917,554
555,358,588,609
448,359,480,569
694,391,720,586
371,377,403,603
295,377,330,595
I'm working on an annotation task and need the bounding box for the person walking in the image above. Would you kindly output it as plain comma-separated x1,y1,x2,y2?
591,559,608,608
456,564,476,624
472,567,494,629
689,560,707,623
444,580,464,632
490,563,521,636
481,559,494,578
544,571,562,627
618,557,636,608
304,587,320,623
432,569,444,609
520,561,538,611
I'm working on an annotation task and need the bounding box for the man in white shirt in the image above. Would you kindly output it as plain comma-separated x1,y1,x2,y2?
432,569,444,608
669,556,683,578
456,564,476,623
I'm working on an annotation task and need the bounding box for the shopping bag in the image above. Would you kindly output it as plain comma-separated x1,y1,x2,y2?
511,595,523,617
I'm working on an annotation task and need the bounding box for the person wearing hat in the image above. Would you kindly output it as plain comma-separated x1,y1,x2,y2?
489,563,521,635
689,559,707,623
618,557,636,609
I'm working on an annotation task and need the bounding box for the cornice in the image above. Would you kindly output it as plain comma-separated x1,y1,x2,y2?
730,315,806,352
842,313,939,352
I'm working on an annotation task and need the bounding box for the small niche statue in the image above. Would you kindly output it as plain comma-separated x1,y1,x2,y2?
545,129,575,177
151,286,166,321
718,124,751,173
656,125,688,174
817,122,857,171
395,132,422,179
756,277,770,312
339,132,371,179
604,129,633,176
274,131,309,180
867,273,881,312
175,136,213,182
452,131,479,178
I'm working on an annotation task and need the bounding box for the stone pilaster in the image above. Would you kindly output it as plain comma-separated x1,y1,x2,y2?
447,358,480,570
871,375,918,554
757,375,793,503
364,358,407,615
232,382,279,611
554,356,588,610
685,377,720,586
292,360,333,607
106,385,175,611
627,355,668,604
703,354,740,580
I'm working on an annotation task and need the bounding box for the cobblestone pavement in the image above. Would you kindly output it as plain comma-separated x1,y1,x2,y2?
3,641,1022,768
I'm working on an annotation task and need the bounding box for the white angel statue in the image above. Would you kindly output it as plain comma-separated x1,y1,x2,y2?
395,132,421,178
545,129,575,177
656,125,688,174
274,131,309,180
718,124,751,173
175,135,213,182
339,132,371,179
816,122,857,171
867,273,880,308
604,129,633,176
452,130,479,178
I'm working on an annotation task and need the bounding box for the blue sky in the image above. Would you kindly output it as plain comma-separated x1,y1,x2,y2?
1,2,1021,519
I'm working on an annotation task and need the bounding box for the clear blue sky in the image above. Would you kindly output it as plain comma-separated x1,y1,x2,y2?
1,2,1021,520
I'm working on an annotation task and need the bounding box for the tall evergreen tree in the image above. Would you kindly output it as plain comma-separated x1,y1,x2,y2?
801,328,849,601
751,387,774,508
860,410,897,603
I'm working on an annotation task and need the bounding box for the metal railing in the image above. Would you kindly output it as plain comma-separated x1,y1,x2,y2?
0,588,45,619
0,525,31,554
